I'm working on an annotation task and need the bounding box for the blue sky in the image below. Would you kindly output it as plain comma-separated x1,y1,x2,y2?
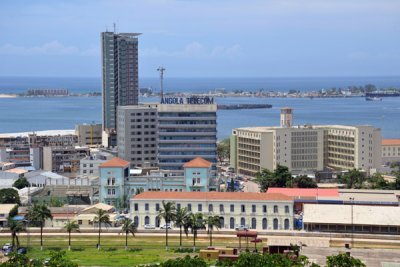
0,0,399,77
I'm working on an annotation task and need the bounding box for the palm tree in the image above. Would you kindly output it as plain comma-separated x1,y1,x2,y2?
64,221,80,251
206,215,221,247
94,209,111,250
120,217,137,250
186,212,206,252
27,203,53,250
157,201,176,251
8,217,25,250
174,207,189,252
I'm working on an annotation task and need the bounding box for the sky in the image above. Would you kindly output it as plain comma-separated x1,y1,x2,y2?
0,0,400,78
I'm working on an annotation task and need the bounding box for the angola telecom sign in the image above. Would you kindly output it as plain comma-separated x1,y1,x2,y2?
160,96,214,105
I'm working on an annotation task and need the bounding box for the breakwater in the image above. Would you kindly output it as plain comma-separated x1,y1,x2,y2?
217,104,272,110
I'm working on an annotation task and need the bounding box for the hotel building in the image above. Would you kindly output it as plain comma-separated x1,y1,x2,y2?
130,191,293,231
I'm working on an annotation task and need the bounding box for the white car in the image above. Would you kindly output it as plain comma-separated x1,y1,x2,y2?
235,225,249,231
2,243,12,250
160,224,172,229
144,224,156,229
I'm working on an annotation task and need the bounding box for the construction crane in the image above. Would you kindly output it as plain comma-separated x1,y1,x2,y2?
157,66,166,99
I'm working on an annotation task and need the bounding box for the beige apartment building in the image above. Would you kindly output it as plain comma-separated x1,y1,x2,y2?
381,139,400,164
230,108,381,178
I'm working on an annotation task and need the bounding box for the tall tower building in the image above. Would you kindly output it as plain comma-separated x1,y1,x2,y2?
101,31,141,131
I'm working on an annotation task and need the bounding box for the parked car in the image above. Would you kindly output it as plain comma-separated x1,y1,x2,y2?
2,243,12,251
144,224,156,229
17,247,27,254
235,225,249,231
160,224,172,229
43,258,50,266
4,247,13,256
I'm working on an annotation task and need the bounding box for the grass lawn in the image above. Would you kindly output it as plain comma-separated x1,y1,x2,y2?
0,235,239,266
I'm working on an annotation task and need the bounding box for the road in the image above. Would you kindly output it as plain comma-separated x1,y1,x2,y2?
242,180,260,192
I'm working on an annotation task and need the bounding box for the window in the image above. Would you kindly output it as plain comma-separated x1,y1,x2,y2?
273,218,279,230
78,220,82,225
156,203,160,211
240,217,246,226
241,205,245,213
251,218,256,229
219,204,224,212
230,204,234,212
209,204,213,212
262,218,267,230
188,204,192,211
198,204,203,212
134,203,138,211
284,219,290,230
285,205,290,214
274,205,278,213
263,205,267,213
252,205,256,213
230,217,235,229
145,203,149,211
177,203,181,210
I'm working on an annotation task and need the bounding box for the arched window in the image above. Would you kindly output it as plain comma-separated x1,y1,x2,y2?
284,219,290,230
219,217,225,228
262,218,267,230
133,216,139,227
273,218,279,230
251,218,256,229
144,216,150,225
230,217,235,229
209,204,213,212
155,217,160,227
240,217,246,226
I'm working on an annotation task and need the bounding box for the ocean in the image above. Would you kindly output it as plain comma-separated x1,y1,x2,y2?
0,76,400,139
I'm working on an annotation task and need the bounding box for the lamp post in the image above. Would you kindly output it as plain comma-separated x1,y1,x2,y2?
349,197,354,249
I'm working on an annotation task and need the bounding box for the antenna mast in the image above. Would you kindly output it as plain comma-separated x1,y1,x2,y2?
157,66,166,99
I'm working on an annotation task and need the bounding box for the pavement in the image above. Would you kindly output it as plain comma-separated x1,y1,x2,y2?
242,180,260,192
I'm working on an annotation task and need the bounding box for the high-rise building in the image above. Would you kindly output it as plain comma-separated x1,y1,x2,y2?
101,31,140,131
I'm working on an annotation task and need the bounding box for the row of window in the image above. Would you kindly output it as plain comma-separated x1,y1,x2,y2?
134,203,290,214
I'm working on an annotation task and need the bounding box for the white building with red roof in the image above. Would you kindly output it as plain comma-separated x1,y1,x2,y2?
130,191,294,231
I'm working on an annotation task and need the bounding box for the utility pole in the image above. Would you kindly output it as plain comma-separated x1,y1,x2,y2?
157,66,166,99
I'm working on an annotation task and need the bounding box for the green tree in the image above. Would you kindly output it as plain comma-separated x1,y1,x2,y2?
12,177,29,189
46,251,78,267
0,252,42,267
217,138,230,163
326,253,366,267
158,201,176,251
0,188,21,205
161,255,207,267
368,173,391,189
293,175,318,188
64,220,80,250
206,215,221,247
94,208,111,250
8,217,25,249
120,217,137,250
27,203,53,250
174,206,189,251
275,165,292,187
229,177,235,192
255,169,276,192
185,212,206,252
341,169,365,189
8,204,18,218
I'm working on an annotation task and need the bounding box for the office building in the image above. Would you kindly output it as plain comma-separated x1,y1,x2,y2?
130,191,294,230
75,124,102,146
117,105,158,168
314,125,381,172
381,139,400,165
231,108,381,177
157,99,218,175
101,31,140,132
79,151,114,177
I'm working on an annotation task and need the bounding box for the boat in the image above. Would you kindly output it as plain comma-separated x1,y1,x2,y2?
365,97,382,101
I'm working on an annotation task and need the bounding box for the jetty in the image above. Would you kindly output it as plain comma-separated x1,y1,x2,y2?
217,104,272,110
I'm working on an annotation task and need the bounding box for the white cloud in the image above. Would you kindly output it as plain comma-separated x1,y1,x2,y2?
141,42,242,59
0,41,99,56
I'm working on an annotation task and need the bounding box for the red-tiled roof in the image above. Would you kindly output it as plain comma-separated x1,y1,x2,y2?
183,157,212,168
267,188,339,197
132,191,292,201
100,157,130,168
382,139,400,146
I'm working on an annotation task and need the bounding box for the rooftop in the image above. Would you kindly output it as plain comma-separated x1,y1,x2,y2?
100,157,130,168
303,204,400,226
382,139,400,146
267,188,339,198
183,157,212,168
133,191,292,201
